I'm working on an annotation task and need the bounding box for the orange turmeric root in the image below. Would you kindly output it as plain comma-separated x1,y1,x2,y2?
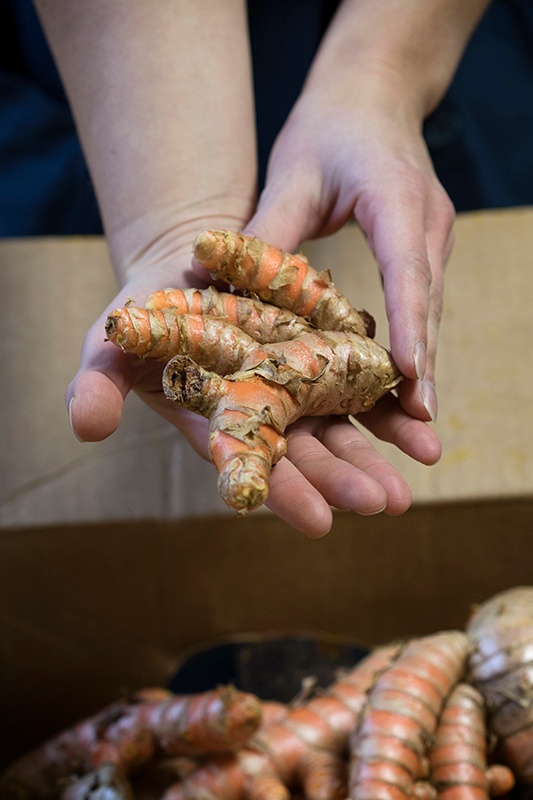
160,644,401,800
106,293,314,366
105,310,262,373
418,682,515,800
144,285,314,342
104,230,398,514
162,327,401,513
193,229,375,337
348,631,470,800
0,686,263,800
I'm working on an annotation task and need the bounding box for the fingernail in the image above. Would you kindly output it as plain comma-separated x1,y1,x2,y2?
68,397,86,443
359,505,387,517
423,380,438,422
414,341,427,381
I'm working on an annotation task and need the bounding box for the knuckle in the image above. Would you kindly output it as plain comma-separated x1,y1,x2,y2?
430,281,445,324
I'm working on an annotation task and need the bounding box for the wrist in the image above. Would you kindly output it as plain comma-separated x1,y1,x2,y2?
109,194,256,290
306,0,491,119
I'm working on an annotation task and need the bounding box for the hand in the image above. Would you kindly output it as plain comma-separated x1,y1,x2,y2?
230,48,451,533
246,81,454,417
65,235,212,447
67,218,440,539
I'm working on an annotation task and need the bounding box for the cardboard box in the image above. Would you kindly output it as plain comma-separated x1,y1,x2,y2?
1,209,532,765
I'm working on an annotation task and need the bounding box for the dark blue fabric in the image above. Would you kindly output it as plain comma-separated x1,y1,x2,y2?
425,0,533,212
0,0,532,236
248,0,339,190
0,70,102,235
0,0,103,235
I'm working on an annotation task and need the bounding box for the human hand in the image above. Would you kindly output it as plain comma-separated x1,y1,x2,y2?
228,34,453,532
67,217,436,538
234,0,488,534
65,232,213,450
246,80,454,421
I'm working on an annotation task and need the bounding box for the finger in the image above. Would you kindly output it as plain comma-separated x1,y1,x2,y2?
144,386,338,537
65,304,136,441
395,184,454,420
355,172,451,368
137,387,211,460
423,192,455,384
67,368,125,442
266,457,335,539
267,415,414,534
358,392,442,466
396,376,439,425
318,418,413,516
288,430,387,516
356,172,454,420
357,181,432,382
286,421,389,515
243,160,323,252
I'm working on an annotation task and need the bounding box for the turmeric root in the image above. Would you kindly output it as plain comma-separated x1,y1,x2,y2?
466,586,533,783
422,682,515,800
144,285,314,342
0,686,263,800
105,310,261,373
348,631,470,800
7,606,533,800
105,292,314,367
193,229,375,337
162,327,402,513
160,644,401,800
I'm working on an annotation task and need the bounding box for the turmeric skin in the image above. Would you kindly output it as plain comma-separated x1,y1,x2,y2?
105,292,313,367
104,230,400,514
193,229,376,337
466,586,533,784
105,310,260,374
60,763,132,800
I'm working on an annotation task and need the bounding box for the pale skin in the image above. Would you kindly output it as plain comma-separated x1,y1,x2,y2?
35,0,491,536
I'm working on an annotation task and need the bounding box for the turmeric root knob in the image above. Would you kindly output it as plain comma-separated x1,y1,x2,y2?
163,357,287,512
217,453,272,513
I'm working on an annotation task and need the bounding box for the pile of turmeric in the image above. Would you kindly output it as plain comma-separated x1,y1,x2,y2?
104,230,401,514
3,609,527,800
0,685,263,800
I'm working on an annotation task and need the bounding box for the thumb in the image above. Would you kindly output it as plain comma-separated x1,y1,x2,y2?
66,308,133,443
67,369,125,443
